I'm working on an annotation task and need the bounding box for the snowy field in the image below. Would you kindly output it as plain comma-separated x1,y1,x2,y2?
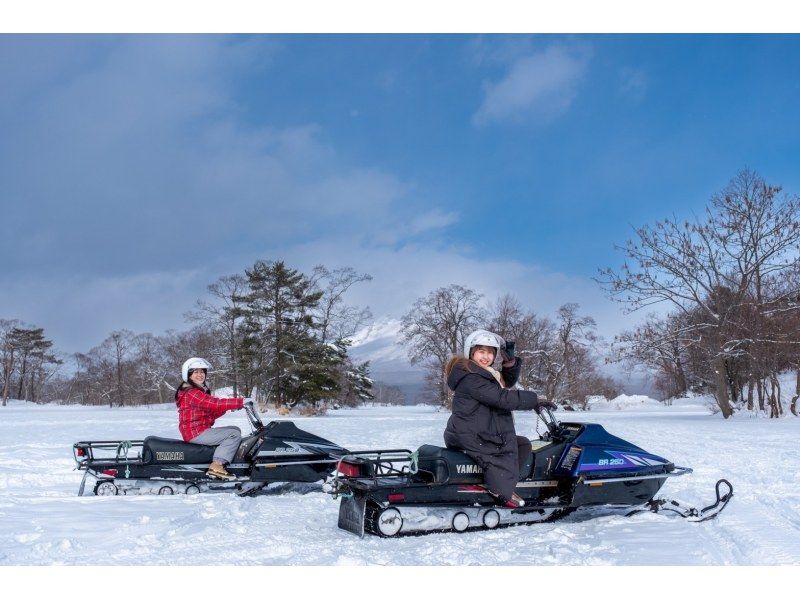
1,400,799,566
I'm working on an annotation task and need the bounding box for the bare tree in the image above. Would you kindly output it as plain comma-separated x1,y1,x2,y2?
1,319,21,406
102,330,135,407
486,294,555,390
613,313,691,400
400,285,484,406
27,341,63,403
134,333,170,405
185,274,248,396
599,169,800,418
72,349,115,407
310,266,373,344
373,382,406,405
530,303,601,408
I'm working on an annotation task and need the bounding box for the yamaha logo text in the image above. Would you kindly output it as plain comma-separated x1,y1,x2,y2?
156,451,184,461
456,464,482,474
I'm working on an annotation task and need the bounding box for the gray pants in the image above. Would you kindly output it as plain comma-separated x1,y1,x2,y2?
190,426,241,465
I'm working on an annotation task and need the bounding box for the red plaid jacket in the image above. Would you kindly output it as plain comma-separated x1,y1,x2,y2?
176,385,244,441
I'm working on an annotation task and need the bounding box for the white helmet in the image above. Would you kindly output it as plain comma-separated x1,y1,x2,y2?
464,329,504,359
182,357,212,382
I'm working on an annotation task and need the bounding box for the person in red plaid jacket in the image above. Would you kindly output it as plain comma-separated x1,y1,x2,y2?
175,357,245,480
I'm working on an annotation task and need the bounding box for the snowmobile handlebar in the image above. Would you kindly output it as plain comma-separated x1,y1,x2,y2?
535,406,562,439
243,401,264,431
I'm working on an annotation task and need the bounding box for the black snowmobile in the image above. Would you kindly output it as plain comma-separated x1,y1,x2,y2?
325,408,733,537
73,402,348,496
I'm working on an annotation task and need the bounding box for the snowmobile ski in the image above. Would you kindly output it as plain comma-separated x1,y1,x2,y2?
625,478,734,522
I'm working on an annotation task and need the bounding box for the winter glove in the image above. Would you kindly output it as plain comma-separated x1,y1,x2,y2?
500,340,516,366
535,400,557,414
244,400,254,410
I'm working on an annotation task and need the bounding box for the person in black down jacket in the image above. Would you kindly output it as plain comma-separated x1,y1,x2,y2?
443,329,553,508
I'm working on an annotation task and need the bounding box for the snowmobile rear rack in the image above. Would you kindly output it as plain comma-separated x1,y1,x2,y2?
73,440,142,464
324,449,413,495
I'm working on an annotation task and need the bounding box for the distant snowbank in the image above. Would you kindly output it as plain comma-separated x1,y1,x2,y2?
586,393,714,413
588,394,663,411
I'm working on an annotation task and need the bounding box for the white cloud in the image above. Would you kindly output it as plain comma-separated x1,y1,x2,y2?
473,43,591,126
405,209,459,236
370,209,459,244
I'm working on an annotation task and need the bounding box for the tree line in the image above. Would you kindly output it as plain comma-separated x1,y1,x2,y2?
1,261,375,412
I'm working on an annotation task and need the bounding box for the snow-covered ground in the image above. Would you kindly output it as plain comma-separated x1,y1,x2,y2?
1,401,799,565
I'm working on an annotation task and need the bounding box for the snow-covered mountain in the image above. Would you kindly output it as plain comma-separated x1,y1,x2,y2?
347,317,407,364
346,317,427,401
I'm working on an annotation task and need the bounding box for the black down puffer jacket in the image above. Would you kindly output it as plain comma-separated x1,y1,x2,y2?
443,358,539,500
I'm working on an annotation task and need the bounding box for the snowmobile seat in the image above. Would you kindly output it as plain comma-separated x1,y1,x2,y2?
415,444,535,483
142,436,216,464
414,444,484,484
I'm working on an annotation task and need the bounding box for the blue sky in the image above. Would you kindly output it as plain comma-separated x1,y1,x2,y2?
1,34,799,356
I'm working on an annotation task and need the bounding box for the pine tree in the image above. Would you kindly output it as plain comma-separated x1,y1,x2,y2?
347,360,375,405
329,339,374,407
295,340,343,408
5,326,61,404
240,260,337,407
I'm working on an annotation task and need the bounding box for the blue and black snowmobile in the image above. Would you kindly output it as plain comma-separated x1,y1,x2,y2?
73,402,348,496
325,407,733,537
